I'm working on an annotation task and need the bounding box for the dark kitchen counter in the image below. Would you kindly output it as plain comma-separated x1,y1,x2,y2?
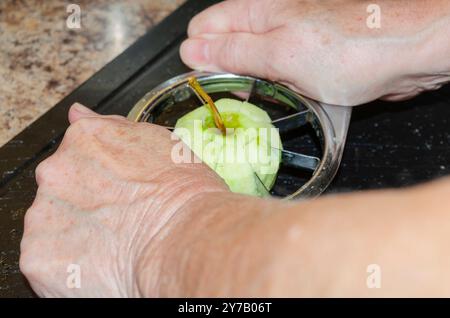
0,0,449,297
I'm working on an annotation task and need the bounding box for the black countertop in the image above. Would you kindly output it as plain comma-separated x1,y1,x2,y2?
333,92,450,193
0,0,449,297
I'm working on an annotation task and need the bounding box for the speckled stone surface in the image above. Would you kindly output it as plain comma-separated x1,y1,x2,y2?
0,0,186,146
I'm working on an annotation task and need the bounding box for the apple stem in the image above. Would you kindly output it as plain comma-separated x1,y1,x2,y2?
188,76,226,135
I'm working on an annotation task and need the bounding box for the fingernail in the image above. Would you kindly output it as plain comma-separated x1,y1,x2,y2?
180,38,210,67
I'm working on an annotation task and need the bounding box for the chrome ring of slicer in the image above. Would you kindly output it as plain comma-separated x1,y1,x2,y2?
127,71,351,200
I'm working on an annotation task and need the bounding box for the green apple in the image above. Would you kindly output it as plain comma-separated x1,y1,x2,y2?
174,98,281,197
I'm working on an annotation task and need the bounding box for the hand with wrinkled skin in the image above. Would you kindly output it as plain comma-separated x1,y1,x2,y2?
180,0,450,106
20,103,227,297
20,104,450,297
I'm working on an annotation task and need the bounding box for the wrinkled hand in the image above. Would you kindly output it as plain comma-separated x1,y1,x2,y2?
180,0,450,106
20,103,226,297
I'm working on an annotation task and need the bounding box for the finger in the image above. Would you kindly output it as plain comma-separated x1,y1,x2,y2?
188,0,276,36
68,103,100,124
180,32,274,78
69,103,128,125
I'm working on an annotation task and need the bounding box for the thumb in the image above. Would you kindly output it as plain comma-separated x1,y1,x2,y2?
180,32,273,78
68,103,99,124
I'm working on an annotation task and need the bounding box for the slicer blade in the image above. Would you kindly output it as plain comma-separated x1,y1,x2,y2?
280,149,320,171
272,110,310,134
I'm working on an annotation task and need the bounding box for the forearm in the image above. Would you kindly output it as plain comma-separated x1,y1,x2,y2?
137,178,450,297
136,192,288,297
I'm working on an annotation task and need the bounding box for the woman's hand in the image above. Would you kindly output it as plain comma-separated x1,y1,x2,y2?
19,103,227,297
19,104,450,297
180,0,450,106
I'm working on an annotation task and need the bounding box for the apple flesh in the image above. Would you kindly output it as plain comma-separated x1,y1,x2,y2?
174,98,281,197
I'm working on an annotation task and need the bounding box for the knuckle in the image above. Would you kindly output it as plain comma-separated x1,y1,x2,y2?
19,237,42,279
66,117,91,136
63,123,79,143
35,158,54,186
69,116,120,138
23,196,45,233
222,36,241,72
63,117,104,146
35,152,67,187
72,116,101,132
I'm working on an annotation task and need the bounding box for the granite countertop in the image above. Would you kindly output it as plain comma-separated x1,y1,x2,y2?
0,0,186,146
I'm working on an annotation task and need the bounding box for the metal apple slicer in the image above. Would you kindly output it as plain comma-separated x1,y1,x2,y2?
127,72,351,199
